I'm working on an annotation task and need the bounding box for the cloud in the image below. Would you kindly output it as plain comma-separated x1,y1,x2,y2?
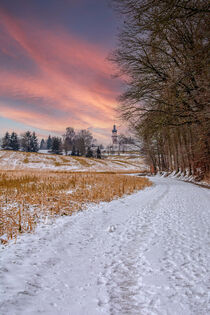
0,7,121,143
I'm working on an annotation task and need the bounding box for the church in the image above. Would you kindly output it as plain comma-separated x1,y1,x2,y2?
107,124,122,154
106,125,139,154
111,124,118,152
104,125,119,154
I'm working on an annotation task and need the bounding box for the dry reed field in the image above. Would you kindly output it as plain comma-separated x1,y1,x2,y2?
0,170,151,242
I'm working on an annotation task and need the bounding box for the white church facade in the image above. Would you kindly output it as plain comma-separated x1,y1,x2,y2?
111,124,118,152
106,125,139,154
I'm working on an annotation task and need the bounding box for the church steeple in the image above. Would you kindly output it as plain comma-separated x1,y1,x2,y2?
112,124,118,145
112,124,117,133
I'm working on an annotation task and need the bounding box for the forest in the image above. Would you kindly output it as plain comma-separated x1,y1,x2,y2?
111,0,209,179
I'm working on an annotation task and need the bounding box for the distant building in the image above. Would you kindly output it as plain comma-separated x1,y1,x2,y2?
112,125,118,148
106,124,140,155
107,124,119,154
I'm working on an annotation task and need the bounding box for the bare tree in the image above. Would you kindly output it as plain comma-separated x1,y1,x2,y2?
74,130,93,156
63,127,76,155
111,0,210,178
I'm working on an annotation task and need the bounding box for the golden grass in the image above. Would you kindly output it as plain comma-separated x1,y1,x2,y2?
111,160,130,166
112,159,140,167
23,157,29,163
54,161,63,167
72,156,91,167
92,158,107,165
60,156,71,163
0,170,151,242
46,156,56,161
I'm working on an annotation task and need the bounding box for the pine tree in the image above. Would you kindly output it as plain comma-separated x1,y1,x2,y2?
96,147,101,159
10,132,19,151
2,132,11,150
86,147,93,158
40,139,46,150
47,135,52,150
51,137,62,154
30,132,39,152
21,131,32,152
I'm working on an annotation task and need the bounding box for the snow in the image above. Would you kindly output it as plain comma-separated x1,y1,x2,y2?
0,177,209,315
158,171,210,188
0,150,146,172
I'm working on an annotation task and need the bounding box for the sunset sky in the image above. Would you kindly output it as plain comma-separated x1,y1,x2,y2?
0,0,123,144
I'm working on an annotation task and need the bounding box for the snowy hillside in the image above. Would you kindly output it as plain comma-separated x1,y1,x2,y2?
0,150,147,172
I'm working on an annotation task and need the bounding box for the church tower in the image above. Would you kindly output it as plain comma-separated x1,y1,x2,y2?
112,124,118,145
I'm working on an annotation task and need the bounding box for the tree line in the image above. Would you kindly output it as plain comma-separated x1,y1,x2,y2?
111,0,209,179
1,128,102,158
1,131,39,153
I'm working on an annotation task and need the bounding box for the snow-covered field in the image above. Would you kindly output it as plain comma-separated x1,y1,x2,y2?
0,177,209,315
0,150,146,172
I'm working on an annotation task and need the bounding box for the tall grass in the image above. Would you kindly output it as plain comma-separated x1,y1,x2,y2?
0,170,151,242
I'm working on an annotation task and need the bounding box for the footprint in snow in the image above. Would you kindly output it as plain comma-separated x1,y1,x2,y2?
108,225,116,233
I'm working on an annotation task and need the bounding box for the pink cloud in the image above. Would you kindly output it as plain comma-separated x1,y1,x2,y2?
0,8,121,143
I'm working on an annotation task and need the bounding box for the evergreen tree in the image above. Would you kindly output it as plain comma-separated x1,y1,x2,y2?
47,135,52,150
51,137,62,154
96,147,101,159
21,131,32,152
10,132,19,151
2,132,11,150
86,147,93,158
40,139,46,150
30,132,39,152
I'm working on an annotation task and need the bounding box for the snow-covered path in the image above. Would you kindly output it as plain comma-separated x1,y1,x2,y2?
0,177,210,315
